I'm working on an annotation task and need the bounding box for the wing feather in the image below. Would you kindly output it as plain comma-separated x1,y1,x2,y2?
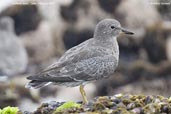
27,39,116,83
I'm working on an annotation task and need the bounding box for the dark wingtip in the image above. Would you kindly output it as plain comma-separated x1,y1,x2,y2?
26,76,30,79
25,80,51,89
26,74,39,80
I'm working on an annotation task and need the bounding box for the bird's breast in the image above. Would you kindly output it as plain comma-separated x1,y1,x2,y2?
93,55,118,80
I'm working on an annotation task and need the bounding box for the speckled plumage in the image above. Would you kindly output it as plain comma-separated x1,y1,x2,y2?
26,19,133,89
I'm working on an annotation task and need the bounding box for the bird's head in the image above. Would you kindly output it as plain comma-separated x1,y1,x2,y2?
94,19,134,39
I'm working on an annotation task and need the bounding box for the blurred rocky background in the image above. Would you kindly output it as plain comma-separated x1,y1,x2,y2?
0,0,171,112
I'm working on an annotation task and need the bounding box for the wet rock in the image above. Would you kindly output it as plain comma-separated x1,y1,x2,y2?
0,16,28,75
33,101,64,114
1,5,42,35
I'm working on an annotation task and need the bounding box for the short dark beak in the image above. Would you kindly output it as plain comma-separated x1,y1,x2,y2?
120,27,134,35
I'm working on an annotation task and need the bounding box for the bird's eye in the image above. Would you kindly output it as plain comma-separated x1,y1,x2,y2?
111,26,115,29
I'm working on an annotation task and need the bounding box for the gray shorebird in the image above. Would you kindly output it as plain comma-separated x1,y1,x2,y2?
26,19,134,104
0,17,28,76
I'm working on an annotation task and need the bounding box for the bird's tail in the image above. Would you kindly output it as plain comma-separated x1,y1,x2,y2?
25,80,52,89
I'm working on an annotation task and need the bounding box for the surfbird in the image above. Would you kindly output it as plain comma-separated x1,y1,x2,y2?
0,17,28,76
26,19,134,104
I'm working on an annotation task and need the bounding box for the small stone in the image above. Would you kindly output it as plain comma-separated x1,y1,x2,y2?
48,101,64,110
131,107,142,114
145,96,153,104
161,105,169,113
113,98,121,104
127,102,135,110
114,93,123,98
91,102,106,111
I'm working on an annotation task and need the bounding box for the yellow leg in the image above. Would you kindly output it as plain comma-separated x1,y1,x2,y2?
80,85,88,104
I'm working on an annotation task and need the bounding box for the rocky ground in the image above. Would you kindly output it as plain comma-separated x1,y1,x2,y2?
22,94,171,114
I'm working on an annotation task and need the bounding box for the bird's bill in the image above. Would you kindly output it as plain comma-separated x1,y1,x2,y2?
120,27,134,35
